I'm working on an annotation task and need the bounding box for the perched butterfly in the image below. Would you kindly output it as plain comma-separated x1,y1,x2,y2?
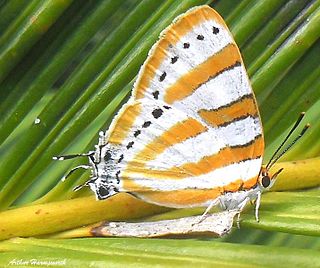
54,5,308,222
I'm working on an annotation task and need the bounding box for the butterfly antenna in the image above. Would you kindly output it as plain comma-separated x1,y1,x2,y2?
53,151,95,161
268,124,310,169
266,112,307,170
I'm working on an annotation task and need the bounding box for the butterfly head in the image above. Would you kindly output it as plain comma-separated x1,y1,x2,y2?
258,167,283,190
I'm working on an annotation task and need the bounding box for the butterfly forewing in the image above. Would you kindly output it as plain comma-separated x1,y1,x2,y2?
104,6,264,208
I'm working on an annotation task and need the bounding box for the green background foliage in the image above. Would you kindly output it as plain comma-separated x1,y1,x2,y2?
0,0,319,266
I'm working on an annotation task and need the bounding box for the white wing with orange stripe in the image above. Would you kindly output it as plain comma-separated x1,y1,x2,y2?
88,6,264,208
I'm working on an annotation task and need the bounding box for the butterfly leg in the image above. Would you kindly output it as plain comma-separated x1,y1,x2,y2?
195,199,220,225
60,165,91,182
235,196,250,228
254,190,261,222
73,176,97,192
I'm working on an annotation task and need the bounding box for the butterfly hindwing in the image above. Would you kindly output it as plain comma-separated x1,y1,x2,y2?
103,6,264,207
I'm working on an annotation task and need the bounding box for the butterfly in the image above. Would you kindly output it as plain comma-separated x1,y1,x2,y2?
54,5,308,222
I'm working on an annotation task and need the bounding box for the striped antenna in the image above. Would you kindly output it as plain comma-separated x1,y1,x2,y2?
266,113,309,170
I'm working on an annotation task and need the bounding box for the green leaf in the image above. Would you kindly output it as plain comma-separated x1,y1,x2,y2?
0,0,73,82
1,237,320,267
241,191,320,236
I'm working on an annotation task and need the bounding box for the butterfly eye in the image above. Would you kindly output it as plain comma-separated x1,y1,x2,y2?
261,176,271,188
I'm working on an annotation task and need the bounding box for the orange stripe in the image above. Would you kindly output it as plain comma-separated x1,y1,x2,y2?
121,167,190,194
164,43,241,104
223,179,244,192
198,95,258,127
123,117,207,173
131,176,259,207
168,135,263,177
135,6,231,99
242,176,259,190
109,103,141,145
121,175,153,193
136,188,222,207
123,135,263,182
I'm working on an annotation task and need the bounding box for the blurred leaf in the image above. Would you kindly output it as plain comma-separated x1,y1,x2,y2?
1,237,320,267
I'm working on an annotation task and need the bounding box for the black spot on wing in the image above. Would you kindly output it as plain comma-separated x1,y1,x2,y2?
118,154,124,163
163,105,171,110
183,42,190,48
152,91,159,99
152,108,163,119
212,26,219,34
171,56,178,64
142,121,151,128
197,34,204,40
159,71,166,82
134,130,141,137
126,141,134,149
